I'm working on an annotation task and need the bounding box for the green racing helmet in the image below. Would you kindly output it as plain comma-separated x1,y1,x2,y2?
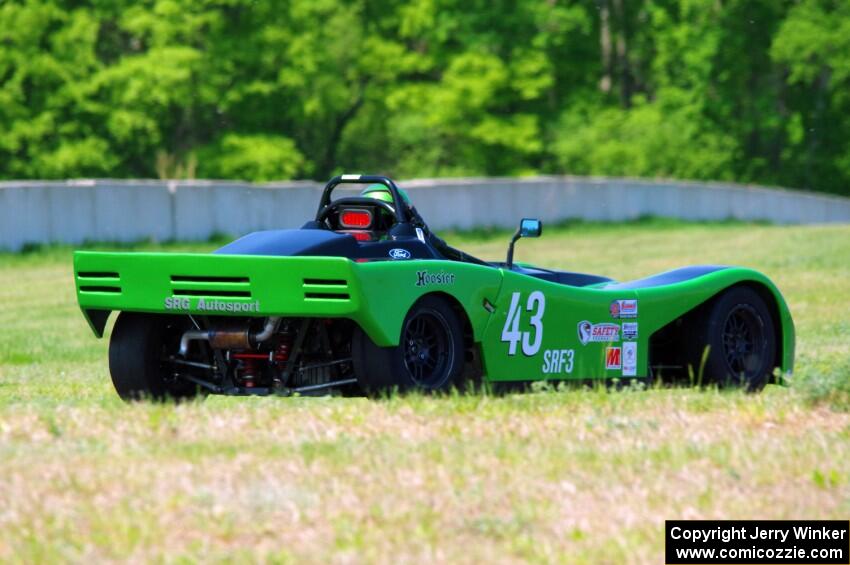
360,184,412,210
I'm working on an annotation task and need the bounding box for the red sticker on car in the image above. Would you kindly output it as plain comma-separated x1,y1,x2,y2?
606,347,622,370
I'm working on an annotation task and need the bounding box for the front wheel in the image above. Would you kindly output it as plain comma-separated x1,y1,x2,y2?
352,296,466,393
109,312,207,402
690,286,778,391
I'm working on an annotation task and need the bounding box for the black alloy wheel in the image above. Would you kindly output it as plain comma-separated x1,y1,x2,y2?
402,308,454,389
691,286,778,391
352,295,466,394
721,304,766,377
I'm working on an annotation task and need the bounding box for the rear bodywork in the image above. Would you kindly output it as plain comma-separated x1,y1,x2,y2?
75,251,794,382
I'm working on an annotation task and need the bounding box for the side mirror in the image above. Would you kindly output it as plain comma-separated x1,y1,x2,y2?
519,218,542,238
506,218,542,270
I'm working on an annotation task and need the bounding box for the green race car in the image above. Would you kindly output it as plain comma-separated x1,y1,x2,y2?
74,175,794,400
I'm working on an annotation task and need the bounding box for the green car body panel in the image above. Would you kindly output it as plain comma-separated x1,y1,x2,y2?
74,251,794,382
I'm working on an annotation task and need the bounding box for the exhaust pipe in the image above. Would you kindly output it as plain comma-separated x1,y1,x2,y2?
252,316,281,343
179,317,281,357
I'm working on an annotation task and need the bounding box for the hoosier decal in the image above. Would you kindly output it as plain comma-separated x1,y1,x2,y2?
416,270,456,287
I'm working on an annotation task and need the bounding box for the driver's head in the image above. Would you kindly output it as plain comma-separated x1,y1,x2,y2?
360,184,412,210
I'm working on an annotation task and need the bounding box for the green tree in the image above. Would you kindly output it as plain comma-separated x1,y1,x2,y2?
0,0,848,195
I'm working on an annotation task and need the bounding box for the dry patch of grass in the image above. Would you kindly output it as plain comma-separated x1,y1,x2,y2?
0,221,849,563
0,392,848,563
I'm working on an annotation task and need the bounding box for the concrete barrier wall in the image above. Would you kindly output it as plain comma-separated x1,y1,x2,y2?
1,176,849,250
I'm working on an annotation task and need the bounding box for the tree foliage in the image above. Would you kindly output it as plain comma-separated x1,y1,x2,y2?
1,0,848,195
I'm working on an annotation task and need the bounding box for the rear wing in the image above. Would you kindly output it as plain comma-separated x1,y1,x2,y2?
74,252,362,337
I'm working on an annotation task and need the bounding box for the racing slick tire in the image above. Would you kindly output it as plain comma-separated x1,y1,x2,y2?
690,286,778,391
352,295,466,394
109,312,205,402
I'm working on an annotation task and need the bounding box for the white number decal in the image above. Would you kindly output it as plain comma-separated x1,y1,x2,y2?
522,291,545,356
501,292,523,355
501,291,546,356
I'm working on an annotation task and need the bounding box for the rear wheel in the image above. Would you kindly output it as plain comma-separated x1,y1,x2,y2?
352,296,465,393
109,312,207,402
690,286,777,391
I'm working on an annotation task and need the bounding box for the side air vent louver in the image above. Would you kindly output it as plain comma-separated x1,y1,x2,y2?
78,271,119,279
302,278,350,301
77,271,121,293
303,278,347,286
79,285,121,293
172,289,251,297
304,292,350,300
171,275,249,283
170,274,252,298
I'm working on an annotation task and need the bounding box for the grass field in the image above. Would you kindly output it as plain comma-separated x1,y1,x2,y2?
1,221,849,563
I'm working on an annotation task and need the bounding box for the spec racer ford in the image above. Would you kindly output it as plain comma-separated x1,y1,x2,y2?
73,175,794,400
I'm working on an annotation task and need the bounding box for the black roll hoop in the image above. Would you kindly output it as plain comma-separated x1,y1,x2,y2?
317,174,411,225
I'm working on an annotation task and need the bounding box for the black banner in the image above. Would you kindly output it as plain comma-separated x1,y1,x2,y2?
666,520,849,564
